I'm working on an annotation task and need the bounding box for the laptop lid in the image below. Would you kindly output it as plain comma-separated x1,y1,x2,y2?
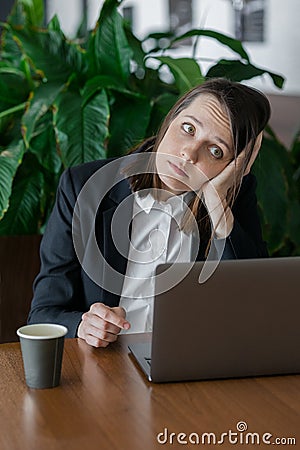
143,257,300,382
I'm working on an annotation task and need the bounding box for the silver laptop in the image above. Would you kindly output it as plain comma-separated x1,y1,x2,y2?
128,257,300,382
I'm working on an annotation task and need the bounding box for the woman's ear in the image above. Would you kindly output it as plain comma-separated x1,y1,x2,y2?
243,131,263,176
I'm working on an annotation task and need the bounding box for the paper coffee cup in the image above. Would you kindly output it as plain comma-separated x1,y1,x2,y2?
17,323,68,389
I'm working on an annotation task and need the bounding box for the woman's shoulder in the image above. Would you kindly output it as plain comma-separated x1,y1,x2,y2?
70,157,119,182
233,173,257,208
58,156,122,194
240,172,257,192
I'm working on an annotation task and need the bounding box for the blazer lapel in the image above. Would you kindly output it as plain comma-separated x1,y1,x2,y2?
98,178,133,305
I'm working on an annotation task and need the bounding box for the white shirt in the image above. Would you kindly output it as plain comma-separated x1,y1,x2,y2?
119,190,195,333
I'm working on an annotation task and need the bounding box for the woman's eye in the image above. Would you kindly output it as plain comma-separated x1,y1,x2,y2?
182,123,195,135
209,146,223,159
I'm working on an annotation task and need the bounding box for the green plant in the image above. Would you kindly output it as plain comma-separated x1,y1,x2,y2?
253,127,300,255
0,0,299,256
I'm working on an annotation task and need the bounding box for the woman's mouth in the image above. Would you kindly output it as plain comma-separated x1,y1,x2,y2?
168,161,188,178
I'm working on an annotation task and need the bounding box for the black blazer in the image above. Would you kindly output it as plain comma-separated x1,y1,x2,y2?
28,155,268,337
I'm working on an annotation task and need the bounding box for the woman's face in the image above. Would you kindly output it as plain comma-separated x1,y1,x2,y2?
156,94,234,194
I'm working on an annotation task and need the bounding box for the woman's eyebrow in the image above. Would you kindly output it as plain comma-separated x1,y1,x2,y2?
215,136,232,154
185,114,203,127
185,114,232,154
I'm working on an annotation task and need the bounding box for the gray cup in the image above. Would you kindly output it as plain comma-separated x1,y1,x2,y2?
17,323,68,389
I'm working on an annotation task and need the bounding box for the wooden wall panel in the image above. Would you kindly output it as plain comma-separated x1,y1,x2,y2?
0,235,41,343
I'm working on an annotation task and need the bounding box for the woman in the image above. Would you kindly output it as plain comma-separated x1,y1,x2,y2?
28,78,271,347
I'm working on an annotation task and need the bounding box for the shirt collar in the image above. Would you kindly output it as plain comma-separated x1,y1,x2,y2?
134,190,194,215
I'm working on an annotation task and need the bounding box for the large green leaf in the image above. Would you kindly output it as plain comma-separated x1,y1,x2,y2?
287,199,300,252
0,140,25,220
253,138,292,252
88,0,132,83
29,111,62,174
124,22,146,69
6,2,26,27
0,65,26,79
130,66,177,101
291,129,300,168
147,92,178,136
0,103,27,119
0,27,22,66
153,56,204,95
0,68,30,111
170,29,250,62
22,81,65,147
7,0,44,27
20,0,44,27
206,59,285,88
11,25,87,83
108,94,152,157
82,75,144,107
146,31,175,41
53,89,110,166
0,104,26,149
0,153,44,235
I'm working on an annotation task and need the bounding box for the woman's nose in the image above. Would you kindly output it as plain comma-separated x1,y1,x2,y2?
180,146,198,164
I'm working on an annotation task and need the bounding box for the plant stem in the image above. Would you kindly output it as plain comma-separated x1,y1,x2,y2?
0,102,27,119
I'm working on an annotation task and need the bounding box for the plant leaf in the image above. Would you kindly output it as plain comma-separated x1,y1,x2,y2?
291,129,300,167
252,137,292,252
22,81,65,147
287,199,300,251
19,0,44,27
108,94,152,157
206,59,285,88
0,140,26,220
146,31,175,41
147,92,178,135
6,2,26,27
88,0,132,83
11,26,87,83
29,111,62,174
7,0,44,27
0,67,29,112
124,22,146,69
154,56,204,95
82,75,143,106
47,14,62,33
54,89,110,166
0,153,44,235
0,27,23,67
171,29,250,62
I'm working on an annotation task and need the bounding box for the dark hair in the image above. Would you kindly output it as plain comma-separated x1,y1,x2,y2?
127,78,271,250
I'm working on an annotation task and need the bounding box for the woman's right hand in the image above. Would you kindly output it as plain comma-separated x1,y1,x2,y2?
77,303,131,348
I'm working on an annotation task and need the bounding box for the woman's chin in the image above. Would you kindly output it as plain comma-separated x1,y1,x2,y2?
159,175,192,195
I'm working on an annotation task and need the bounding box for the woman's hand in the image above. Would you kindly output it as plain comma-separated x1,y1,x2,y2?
201,132,263,238
77,303,131,348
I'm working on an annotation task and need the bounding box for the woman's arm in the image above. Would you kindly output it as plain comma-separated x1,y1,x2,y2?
202,134,267,259
28,163,131,343
28,168,86,337
208,173,268,260
226,173,268,258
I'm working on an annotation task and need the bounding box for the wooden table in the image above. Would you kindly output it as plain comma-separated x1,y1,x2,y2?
0,335,299,450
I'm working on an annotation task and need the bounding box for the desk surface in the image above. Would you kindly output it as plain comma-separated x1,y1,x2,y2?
0,335,299,450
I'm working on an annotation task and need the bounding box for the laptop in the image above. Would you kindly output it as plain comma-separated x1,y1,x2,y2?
128,257,300,382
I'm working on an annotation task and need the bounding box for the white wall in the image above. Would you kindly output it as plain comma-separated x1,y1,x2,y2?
243,0,300,95
46,0,300,95
191,0,300,95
